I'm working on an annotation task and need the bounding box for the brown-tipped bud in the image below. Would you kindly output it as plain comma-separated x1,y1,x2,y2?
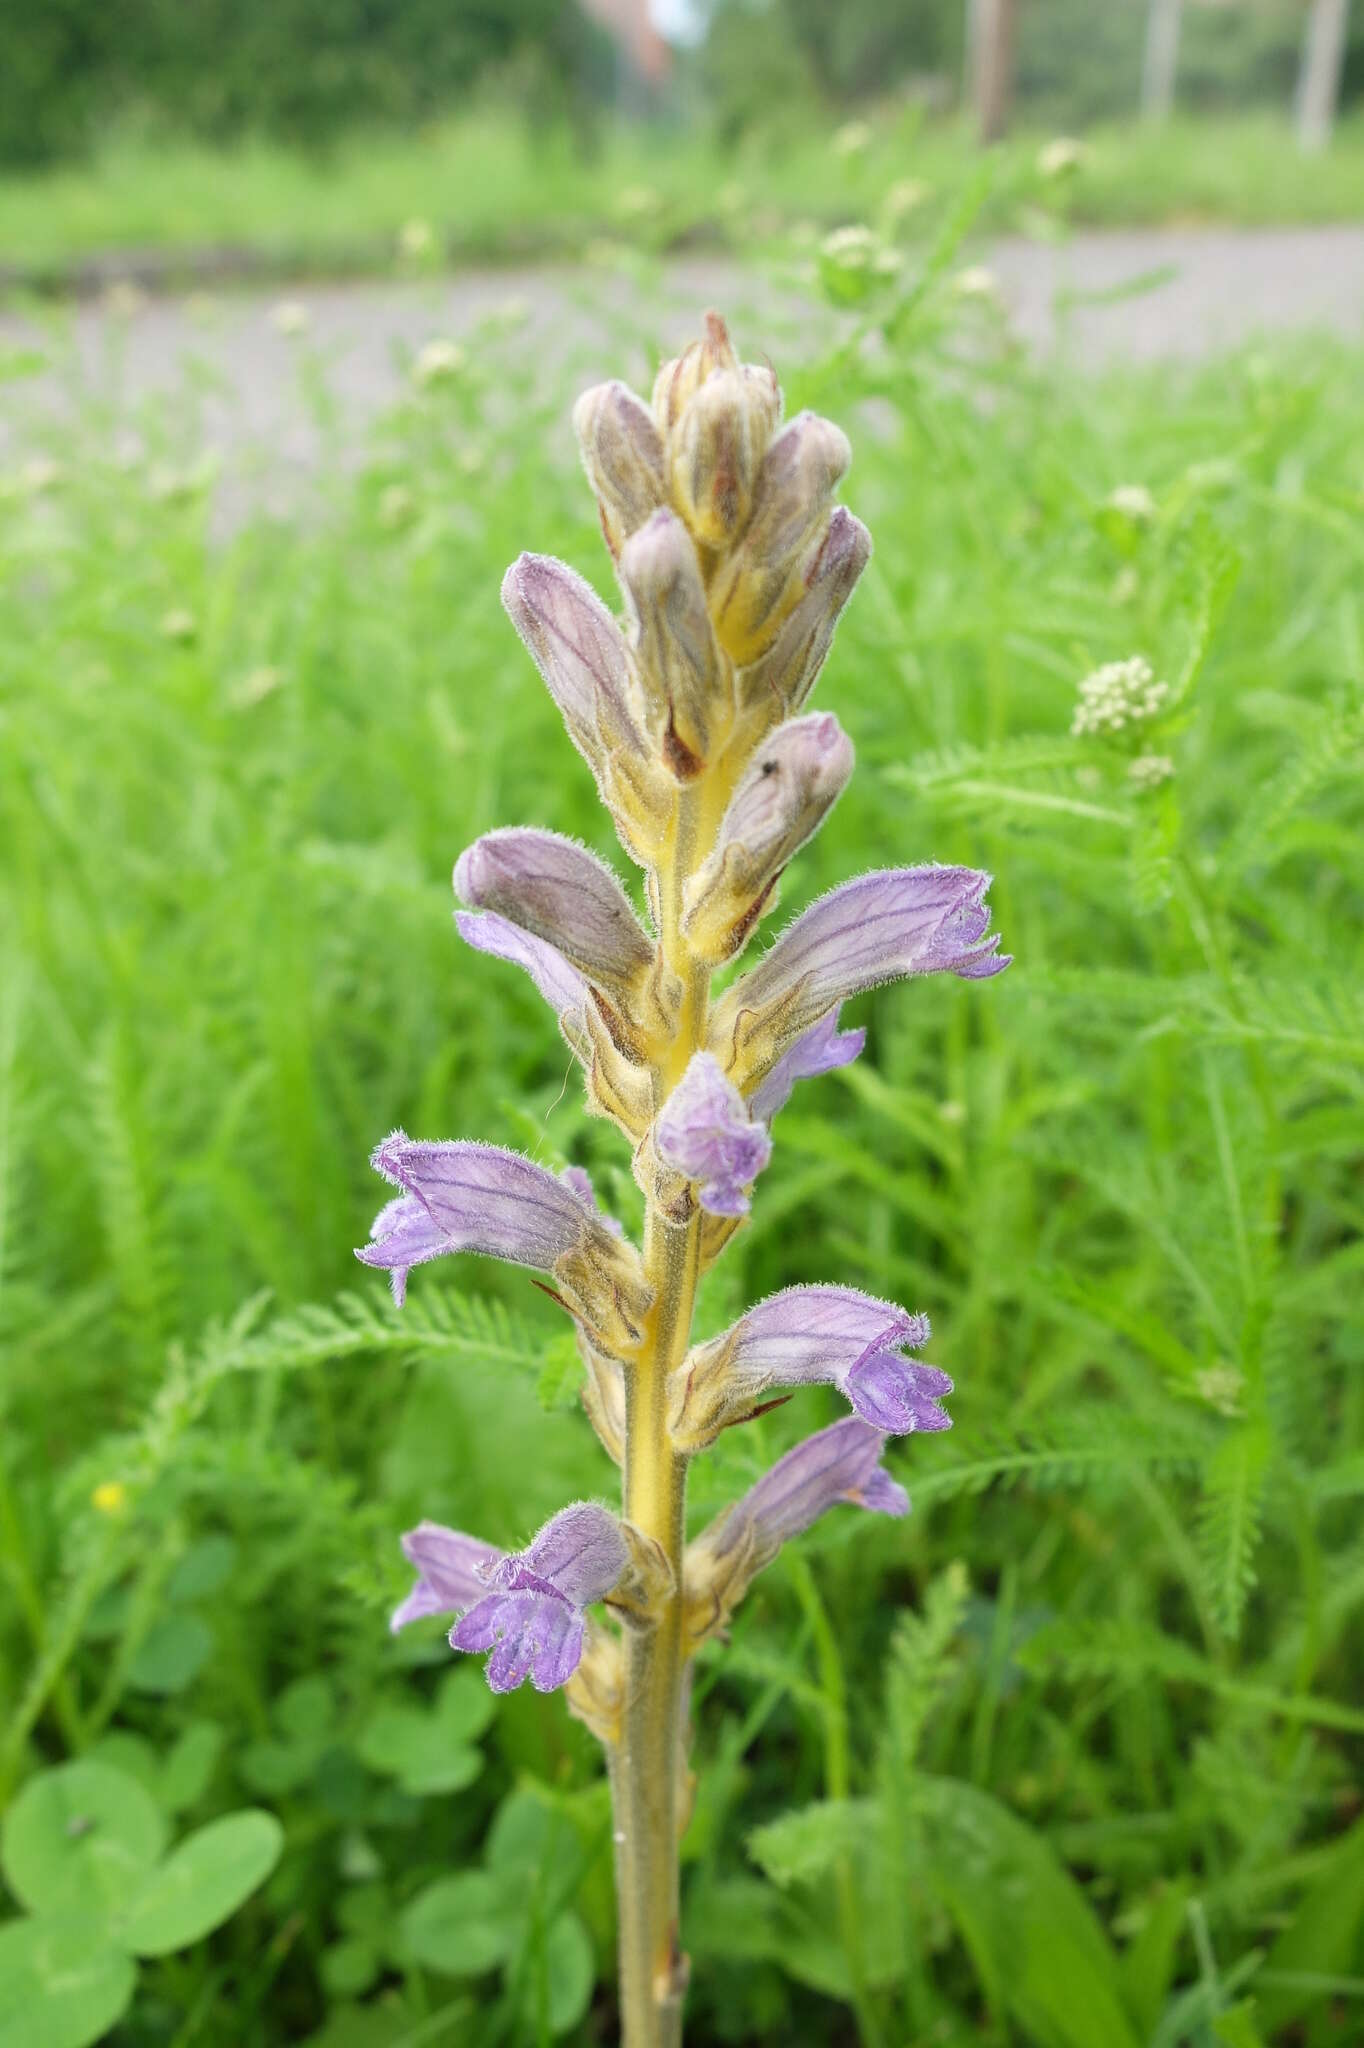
652,310,738,437
682,713,854,963
669,366,780,548
737,507,871,725
572,381,669,560
620,509,726,776
709,412,853,666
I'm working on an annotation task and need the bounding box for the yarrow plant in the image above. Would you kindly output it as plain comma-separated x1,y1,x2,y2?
356,314,1009,2046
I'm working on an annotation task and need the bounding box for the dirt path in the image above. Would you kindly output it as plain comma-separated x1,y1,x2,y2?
3,227,1360,495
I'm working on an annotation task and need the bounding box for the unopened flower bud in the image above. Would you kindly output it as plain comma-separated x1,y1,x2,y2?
683,713,854,963
501,553,670,863
710,412,852,666
572,381,669,559
455,827,655,1004
736,506,871,727
652,310,739,437
670,366,780,548
620,510,725,776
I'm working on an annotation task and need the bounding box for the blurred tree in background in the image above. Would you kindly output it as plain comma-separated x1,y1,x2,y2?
0,0,616,166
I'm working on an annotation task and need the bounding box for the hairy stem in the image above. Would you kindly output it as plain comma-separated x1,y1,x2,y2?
613,792,708,2048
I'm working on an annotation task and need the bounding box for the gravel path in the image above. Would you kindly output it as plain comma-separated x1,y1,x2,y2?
3,226,1360,497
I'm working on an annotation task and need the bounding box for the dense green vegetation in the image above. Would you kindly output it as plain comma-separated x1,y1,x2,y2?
1,244,1362,2045
2,108,1364,292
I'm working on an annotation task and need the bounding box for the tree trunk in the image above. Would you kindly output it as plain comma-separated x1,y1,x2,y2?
1296,0,1351,152
973,0,1018,144
1142,0,1183,122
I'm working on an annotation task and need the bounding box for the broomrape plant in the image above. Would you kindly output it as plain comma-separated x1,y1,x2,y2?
356,314,1009,2046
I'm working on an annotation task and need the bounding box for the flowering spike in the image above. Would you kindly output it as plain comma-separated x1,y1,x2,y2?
710,864,1009,1092
683,712,854,963
669,1283,945,1451
359,312,1011,2044
654,1052,773,1218
455,828,655,1003
683,1418,907,1649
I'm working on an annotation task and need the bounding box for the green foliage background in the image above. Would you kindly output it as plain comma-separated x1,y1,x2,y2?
1,236,1362,2043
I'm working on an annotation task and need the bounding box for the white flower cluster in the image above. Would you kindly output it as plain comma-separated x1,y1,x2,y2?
1128,752,1175,790
1071,655,1169,738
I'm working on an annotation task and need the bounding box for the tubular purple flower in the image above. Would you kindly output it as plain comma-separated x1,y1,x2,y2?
392,1522,504,1633
454,908,589,1042
455,828,655,1003
747,1009,866,1123
670,1283,947,1450
654,1052,773,1218
572,381,669,559
711,864,1009,1087
357,1132,652,1348
450,1502,634,1694
682,713,855,963
684,1418,907,1649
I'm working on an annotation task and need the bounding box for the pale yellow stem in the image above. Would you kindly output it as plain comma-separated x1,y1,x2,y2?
612,788,709,2048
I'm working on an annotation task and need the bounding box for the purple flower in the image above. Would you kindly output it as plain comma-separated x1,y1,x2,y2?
655,1053,773,1217
711,865,1009,1082
455,827,654,1000
561,1164,624,1237
455,908,589,1042
684,1418,907,1646
356,1134,651,1350
671,1283,949,1449
391,1522,503,1633
747,1010,865,1124
451,1503,633,1693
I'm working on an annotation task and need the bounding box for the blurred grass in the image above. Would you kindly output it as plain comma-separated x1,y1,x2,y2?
0,259,1362,2046
0,107,1362,290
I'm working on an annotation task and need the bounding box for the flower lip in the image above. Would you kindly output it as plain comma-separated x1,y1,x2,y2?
655,1052,773,1217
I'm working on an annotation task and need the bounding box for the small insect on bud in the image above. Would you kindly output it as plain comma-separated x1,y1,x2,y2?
683,713,855,963
572,381,669,560
709,411,852,666
652,309,739,438
669,366,781,549
619,509,726,777
736,506,871,729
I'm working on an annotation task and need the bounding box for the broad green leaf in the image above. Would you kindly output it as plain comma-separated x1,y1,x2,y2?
355,1700,481,1796
746,1799,875,1889
276,1675,336,1742
400,1872,520,1977
1,1762,166,1920
162,1722,225,1812
0,1915,135,2048
239,1738,313,1798
435,1667,496,1746
115,1810,284,1956
320,1937,380,1998
87,1732,159,1796
167,1535,238,1604
543,1913,595,2036
917,1777,1141,2048
127,1613,214,1695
